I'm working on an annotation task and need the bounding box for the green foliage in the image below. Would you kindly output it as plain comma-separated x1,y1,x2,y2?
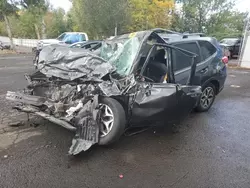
12,11,37,38
172,0,248,39
0,0,18,18
45,8,68,38
0,21,7,35
0,0,248,42
70,0,130,39
128,0,174,31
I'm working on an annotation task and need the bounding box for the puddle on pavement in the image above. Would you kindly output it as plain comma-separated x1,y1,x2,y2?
230,85,241,88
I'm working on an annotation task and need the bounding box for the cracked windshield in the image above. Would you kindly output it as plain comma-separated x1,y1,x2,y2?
0,0,250,187
100,35,141,76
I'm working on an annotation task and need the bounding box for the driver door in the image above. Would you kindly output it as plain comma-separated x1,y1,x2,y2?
131,44,201,124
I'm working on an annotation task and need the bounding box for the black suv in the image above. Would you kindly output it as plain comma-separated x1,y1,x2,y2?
159,32,227,111
220,38,242,58
6,30,227,154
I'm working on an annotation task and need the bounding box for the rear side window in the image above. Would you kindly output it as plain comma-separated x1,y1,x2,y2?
82,43,99,49
172,42,200,71
80,34,87,41
198,41,216,60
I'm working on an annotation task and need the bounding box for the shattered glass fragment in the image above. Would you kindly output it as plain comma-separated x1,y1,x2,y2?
100,36,140,76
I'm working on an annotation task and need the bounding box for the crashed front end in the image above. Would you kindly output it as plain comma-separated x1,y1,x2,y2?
6,44,136,155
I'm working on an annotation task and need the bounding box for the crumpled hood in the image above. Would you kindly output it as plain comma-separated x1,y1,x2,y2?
38,44,114,81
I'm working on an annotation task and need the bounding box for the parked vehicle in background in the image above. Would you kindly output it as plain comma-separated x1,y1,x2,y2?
70,40,102,50
220,38,241,58
37,32,89,50
0,41,11,50
220,45,231,59
33,32,89,68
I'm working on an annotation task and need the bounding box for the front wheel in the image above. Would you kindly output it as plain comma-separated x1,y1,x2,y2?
98,97,126,145
195,83,216,112
33,56,39,69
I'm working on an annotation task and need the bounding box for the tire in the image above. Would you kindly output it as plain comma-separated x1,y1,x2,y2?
98,97,126,145
33,56,39,69
195,83,216,112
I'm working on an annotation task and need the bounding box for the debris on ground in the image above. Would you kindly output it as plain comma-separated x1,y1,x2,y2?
8,121,25,127
3,155,8,159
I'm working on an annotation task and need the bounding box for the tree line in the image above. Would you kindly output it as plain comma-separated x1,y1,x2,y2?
0,0,248,48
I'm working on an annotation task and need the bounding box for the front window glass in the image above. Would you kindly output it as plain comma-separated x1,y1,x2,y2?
100,36,140,76
64,34,79,44
57,33,66,41
57,33,84,44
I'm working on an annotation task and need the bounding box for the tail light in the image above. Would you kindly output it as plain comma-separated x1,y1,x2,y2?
222,56,228,64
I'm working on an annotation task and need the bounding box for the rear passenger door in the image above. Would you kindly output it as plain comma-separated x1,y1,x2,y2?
172,41,201,85
197,41,217,85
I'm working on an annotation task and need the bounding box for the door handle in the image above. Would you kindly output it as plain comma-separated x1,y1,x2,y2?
200,68,208,74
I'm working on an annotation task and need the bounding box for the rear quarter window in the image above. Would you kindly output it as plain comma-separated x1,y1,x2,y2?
172,42,201,71
198,41,217,60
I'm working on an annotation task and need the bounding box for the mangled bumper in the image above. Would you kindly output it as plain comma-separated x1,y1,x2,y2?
6,90,101,155
13,104,77,132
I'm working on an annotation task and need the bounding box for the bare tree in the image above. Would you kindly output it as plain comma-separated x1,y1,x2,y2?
20,0,49,39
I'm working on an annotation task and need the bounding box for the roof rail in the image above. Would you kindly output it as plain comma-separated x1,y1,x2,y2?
182,33,205,38
152,28,182,35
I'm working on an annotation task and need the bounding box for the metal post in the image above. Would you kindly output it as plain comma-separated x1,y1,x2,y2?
238,17,250,66
115,23,118,36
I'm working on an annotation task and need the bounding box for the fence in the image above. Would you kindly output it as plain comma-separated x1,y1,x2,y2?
0,36,38,48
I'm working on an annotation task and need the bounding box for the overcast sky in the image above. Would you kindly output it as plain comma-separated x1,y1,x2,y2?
49,0,72,12
49,0,250,13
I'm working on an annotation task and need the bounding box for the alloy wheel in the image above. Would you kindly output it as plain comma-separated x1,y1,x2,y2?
200,87,214,109
99,104,114,137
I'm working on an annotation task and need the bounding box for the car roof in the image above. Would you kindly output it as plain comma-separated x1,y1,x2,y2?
167,36,216,43
64,32,88,35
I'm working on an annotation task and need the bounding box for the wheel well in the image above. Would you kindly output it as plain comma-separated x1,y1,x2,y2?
110,96,129,116
210,80,220,95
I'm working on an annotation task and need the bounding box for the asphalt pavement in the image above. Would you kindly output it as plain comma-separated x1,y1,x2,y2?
0,55,250,188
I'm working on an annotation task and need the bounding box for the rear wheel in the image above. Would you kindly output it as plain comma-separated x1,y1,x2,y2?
195,83,216,112
98,97,126,145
